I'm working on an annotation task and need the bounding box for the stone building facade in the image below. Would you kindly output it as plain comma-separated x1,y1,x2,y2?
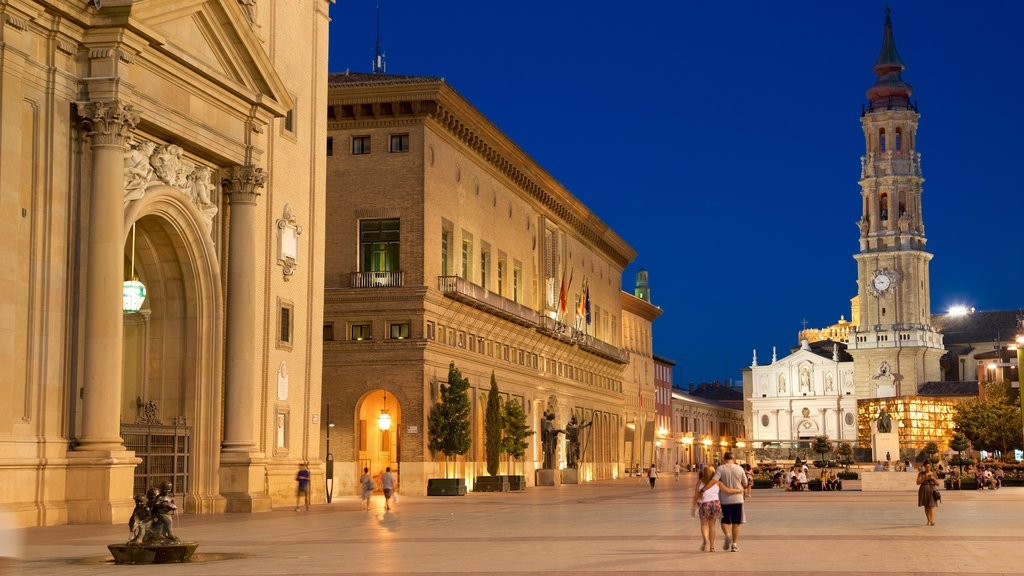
323,73,636,495
0,0,330,526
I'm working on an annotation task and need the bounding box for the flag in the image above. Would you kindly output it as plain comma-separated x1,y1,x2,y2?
557,273,566,316
559,269,573,317
576,278,586,321
584,279,591,325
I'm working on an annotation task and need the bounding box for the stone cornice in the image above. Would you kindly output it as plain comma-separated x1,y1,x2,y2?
327,79,637,269
620,291,663,322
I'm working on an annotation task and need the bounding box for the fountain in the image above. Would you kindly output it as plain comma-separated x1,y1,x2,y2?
108,482,198,564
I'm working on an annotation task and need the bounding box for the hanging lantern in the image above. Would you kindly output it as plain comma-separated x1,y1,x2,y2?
378,392,392,431
123,280,147,313
123,223,147,313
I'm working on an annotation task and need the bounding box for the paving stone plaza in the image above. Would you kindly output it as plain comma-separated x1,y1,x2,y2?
12,474,1024,575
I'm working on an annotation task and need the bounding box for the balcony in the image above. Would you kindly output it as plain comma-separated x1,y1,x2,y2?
349,270,404,288
437,276,539,327
537,316,630,364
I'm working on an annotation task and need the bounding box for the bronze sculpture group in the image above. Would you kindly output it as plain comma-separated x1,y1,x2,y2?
127,481,179,546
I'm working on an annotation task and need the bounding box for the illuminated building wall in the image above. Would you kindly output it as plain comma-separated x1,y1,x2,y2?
856,397,959,449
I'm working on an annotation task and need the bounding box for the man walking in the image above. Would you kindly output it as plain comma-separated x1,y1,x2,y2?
295,462,311,511
713,452,748,552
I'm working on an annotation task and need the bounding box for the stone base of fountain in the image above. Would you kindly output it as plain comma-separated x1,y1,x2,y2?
108,542,199,564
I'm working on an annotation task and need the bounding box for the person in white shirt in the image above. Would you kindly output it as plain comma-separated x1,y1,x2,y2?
648,463,658,489
692,466,742,552
712,453,749,552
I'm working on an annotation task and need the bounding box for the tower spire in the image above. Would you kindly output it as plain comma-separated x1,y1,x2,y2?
372,0,386,74
866,8,912,110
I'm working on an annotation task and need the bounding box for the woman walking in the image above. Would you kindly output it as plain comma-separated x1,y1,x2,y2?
359,467,374,511
917,461,940,525
691,466,742,551
648,463,658,489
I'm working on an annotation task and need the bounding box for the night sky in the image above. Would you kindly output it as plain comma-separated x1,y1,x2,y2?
327,1,1024,386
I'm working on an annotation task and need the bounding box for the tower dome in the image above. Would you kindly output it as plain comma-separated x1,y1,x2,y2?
866,8,913,110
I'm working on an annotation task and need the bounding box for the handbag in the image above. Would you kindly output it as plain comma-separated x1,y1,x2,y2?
392,492,399,504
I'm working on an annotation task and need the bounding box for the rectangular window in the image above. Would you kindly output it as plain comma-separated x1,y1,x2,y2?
280,307,291,343
277,301,294,350
461,237,472,280
284,108,295,134
389,133,409,152
496,256,506,297
457,332,466,348
478,337,485,353
352,135,371,154
327,136,334,156
441,228,450,276
323,323,334,341
389,322,410,340
426,321,436,340
512,262,522,303
351,323,371,341
469,334,476,352
360,218,400,272
480,247,491,290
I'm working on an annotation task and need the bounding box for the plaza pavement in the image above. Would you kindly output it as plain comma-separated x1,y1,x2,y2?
11,473,1024,576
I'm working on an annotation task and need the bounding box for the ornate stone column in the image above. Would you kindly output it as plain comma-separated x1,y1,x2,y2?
67,100,142,524
218,165,272,512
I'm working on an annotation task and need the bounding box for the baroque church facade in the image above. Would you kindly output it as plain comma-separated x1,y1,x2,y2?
744,10,957,452
0,0,331,526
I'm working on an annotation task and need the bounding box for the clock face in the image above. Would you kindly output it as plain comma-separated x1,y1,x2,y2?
873,273,890,292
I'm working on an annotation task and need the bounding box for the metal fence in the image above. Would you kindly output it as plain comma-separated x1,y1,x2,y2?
122,423,191,497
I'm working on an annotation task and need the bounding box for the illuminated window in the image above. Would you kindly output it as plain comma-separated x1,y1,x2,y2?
351,323,371,341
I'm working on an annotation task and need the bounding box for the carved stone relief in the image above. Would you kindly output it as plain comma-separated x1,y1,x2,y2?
277,204,303,280
123,139,219,236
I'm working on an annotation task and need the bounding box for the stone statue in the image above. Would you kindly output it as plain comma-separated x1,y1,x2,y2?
799,366,811,393
876,408,892,434
128,482,179,546
564,414,592,469
540,411,563,469
124,140,156,205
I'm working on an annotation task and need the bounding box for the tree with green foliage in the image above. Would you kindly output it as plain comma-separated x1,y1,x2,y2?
953,381,1023,455
811,435,834,472
923,441,940,465
427,362,472,478
501,397,532,475
484,372,503,476
948,431,971,476
836,442,854,469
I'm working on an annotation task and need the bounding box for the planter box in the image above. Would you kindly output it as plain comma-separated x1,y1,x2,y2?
560,469,579,484
944,478,977,490
473,475,510,492
837,471,858,480
753,479,774,489
508,475,527,491
427,478,467,496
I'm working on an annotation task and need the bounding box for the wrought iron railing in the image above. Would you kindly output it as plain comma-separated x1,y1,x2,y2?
437,276,539,326
349,270,403,288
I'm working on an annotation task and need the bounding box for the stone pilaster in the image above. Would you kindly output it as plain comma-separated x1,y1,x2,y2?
66,100,141,524
218,165,272,512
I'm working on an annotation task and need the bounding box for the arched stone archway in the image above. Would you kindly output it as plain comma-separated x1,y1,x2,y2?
122,189,223,513
355,389,403,487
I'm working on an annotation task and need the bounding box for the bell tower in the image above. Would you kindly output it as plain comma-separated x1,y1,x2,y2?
848,9,944,399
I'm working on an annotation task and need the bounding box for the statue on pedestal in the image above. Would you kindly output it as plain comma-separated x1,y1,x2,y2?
540,411,564,469
876,408,892,434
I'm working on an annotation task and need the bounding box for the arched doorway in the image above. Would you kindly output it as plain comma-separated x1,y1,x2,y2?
357,390,402,483
120,190,222,513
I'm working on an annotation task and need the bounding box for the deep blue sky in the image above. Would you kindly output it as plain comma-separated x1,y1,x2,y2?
327,2,1024,386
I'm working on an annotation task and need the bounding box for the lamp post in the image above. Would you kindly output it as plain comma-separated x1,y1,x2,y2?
325,404,335,503
681,436,694,471
1016,331,1024,455
702,438,712,466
